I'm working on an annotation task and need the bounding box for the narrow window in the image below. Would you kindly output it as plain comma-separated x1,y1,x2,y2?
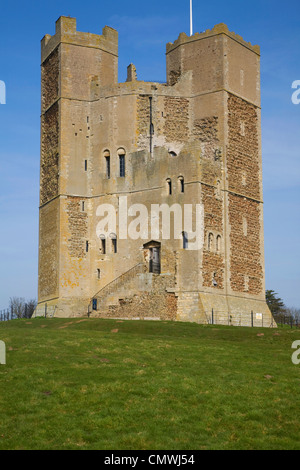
182,232,188,250
101,238,106,254
82,201,85,211
119,154,125,177
112,238,117,253
166,178,172,195
106,156,110,179
86,241,89,253
84,160,88,171
97,269,101,280
104,150,110,179
178,176,184,193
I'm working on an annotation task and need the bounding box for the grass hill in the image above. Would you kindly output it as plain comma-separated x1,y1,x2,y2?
0,318,299,450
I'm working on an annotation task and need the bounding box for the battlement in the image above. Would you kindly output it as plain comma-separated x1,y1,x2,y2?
166,23,260,55
41,16,118,63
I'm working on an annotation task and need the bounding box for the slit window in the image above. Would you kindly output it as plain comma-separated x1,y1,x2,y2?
86,241,89,253
104,150,110,179
106,156,110,179
97,269,101,279
111,237,117,253
178,176,184,193
100,238,106,254
182,232,188,250
84,160,88,171
167,178,172,195
119,155,125,177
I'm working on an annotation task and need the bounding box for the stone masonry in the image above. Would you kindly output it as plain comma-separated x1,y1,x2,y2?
36,17,274,327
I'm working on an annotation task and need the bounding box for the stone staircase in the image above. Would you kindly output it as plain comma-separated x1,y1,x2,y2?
89,263,177,320
90,263,155,311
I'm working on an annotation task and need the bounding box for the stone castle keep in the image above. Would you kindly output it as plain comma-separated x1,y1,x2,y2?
37,16,274,326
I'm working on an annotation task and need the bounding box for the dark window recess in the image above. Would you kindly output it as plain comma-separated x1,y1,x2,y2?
182,232,188,250
84,160,88,171
92,299,97,310
105,156,111,179
179,177,184,193
101,239,106,254
119,155,125,177
82,201,85,211
97,269,101,279
112,238,117,253
86,241,89,252
167,179,172,195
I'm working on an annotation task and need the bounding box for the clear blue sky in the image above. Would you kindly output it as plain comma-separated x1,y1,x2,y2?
0,0,299,309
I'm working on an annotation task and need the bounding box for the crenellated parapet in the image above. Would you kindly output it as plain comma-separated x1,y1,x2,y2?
41,16,118,63
166,23,260,55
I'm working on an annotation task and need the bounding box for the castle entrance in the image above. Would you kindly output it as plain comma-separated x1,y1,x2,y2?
143,241,161,274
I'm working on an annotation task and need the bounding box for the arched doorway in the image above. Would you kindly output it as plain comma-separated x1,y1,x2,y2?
143,241,161,274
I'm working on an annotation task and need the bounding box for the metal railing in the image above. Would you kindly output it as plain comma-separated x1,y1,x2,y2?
0,309,18,322
204,309,277,328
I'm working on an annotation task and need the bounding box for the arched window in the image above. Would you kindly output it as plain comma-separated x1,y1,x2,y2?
208,233,214,251
99,234,106,254
117,148,126,177
104,150,110,179
178,176,184,193
110,233,117,253
166,178,172,195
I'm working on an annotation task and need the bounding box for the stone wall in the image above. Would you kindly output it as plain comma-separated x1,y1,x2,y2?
38,199,59,300
163,97,189,143
66,197,88,258
41,47,59,110
40,103,59,205
228,194,263,295
227,94,260,200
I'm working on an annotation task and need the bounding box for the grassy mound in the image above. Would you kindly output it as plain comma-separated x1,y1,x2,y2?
0,318,299,450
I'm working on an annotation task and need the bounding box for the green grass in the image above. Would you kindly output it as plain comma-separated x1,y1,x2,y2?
0,318,299,450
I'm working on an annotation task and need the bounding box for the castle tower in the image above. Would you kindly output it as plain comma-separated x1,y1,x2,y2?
38,17,118,316
36,18,274,326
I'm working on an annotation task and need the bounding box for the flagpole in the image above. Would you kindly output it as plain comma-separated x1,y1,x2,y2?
190,0,193,36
